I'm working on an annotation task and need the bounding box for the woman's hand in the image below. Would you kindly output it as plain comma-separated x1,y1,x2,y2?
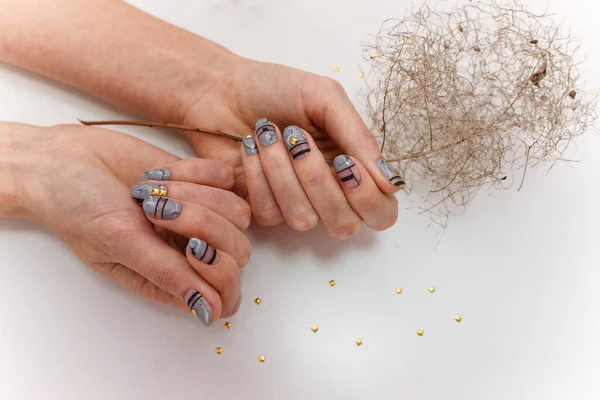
182,61,402,238
0,122,251,325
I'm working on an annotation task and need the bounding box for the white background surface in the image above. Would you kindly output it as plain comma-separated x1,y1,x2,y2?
1,0,600,399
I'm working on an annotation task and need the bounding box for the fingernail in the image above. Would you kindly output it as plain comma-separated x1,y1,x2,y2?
243,134,259,155
377,159,406,187
141,168,171,181
188,238,221,265
255,118,278,147
334,155,362,189
184,289,213,326
142,196,182,220
283,125,311,160
131,183,168,202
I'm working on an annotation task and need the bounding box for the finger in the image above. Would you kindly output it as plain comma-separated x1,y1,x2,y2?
254,118,319,231
306,78,406,194
282,125,362,239
107,226,223,326
186,238,241,318
333,155,399,231
141,196,251,268
240,134,284,226
131,182,251,231
141,158,235,190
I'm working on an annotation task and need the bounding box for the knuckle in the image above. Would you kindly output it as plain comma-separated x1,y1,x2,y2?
253,202,284,226
301,168,325,189
152,267,178,293
288,208,319,231
371,210,399,231
236,237,252,268
236,200,252,230
330,218,362,239
323,77,345,94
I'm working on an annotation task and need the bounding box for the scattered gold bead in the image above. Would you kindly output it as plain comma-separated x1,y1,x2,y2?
329,280,336,287
224,322,231,329
258,355,265,363
455,316,462,323
417,329,424,336
355,339,363,346
407,37,414,45
254,297,262,305
428,286,436,293
396,288,403,294
311,325,319,333
333,66,340,73
215,347,223,355
358,71,365,78
374,50,382,57
290,137,299,145
192,309,198,316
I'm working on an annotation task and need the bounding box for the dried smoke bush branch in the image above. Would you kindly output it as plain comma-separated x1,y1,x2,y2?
363,0,598,228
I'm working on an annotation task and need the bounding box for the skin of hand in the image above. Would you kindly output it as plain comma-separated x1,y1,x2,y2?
0,122,252,325
0,0,402,239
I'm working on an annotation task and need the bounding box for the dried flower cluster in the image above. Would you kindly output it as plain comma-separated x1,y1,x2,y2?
363,0,597,227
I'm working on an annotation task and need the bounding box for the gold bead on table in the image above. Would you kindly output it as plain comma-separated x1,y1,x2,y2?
396,288,403,294
258,355,265,363
455,316,462,323
417,329,424,336
428,286,436,293
311,325,319,333
333,66,340,73
358,71,365,78
290,137,299,145
224,321,231,329
215,347,223,355
355,339,363,346
374,50,382,57
407,37,414,45
254,297,262,305
245,134,253,139
329,280,336,287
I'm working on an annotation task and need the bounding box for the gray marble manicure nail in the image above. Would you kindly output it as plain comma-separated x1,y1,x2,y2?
255,118,278,147
188,238,221,265
142,196,182,220
283,125,311,160
131,183,167,201
243,134,259,155
184,289,213,326
334,155,362,189
334,155,354,172
377,159,406,187
141,168,171,181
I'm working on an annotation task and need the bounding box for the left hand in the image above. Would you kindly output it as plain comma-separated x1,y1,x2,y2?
182,60,402,238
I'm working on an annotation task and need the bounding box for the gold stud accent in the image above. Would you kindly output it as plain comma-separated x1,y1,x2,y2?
258,355,265,363
311,325,319,333
396,288,403,294
245,134,253,139
455,316,462,323
329,280,336,287
192,309,198,316
333,66,340,73
358,71,365,78
254,297,262,305
395,169,401,175
428,286,436,293
215,347,223,355
290,137,299,145
355,338,363,346
159,189,167,196
151,188,160,195
407,37,414,45
417,329,424,336
224,321,231,329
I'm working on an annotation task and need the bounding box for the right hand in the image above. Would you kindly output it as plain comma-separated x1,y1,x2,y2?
0,122,252,325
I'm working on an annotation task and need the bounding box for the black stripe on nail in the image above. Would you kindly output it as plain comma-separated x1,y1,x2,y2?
207,249,218,265
187,291,201,307
200,243,209,261
189,294,203,310
394,180,406,186
292,148,311,159
340,175,355,182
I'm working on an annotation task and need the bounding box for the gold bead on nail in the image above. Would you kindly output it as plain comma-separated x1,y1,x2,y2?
290,137,299,145
224,321,231,329
311,325,319,333
428,286,436,293
254,297,262,305
329,280,336,287
215,347,223,354
355,339,363,346
396,288,403,294
192,309,198,316
455,316,462,323
417,329,424,336
358,71,365,78
333,66,340,73
245,134,253,139
258,355,265,363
